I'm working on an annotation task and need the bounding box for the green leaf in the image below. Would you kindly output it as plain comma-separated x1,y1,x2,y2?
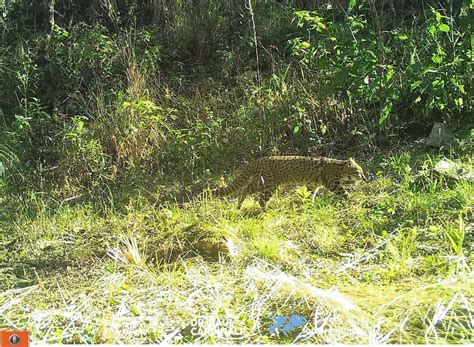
317,21,327,30
409,48,417,65
432,79,445,90
348,0,357,11
410,81,422,91
386,65,394,82
379,101,393,125
320,123,327,134
130,304,141,316
300,41,311,49
431,54,443,64
436,46,446,55
438,23,450,32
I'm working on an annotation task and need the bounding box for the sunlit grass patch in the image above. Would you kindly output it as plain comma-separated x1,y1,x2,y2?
0,149,472,343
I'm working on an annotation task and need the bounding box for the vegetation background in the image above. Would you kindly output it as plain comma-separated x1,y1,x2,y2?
0,0,472,343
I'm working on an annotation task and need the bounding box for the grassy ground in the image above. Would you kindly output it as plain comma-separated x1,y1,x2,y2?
0,147,473,344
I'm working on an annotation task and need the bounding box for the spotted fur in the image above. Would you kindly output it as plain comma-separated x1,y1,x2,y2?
212,156,365,208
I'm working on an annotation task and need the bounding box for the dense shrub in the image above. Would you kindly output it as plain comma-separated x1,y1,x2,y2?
290,4,471,129
0,0,471,193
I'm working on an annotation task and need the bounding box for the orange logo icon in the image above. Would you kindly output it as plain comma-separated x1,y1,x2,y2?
0,331,29,347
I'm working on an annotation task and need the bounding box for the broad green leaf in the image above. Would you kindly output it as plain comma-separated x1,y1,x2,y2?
317,22,327,30
300,41,311,49
428,24,437,35
438,23,450,32
379,101,393,125
431,54,443,64
348,0,356,11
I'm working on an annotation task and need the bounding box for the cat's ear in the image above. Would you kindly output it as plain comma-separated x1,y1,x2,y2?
347,157,354,163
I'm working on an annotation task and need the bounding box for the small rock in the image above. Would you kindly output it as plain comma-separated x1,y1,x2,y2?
425,122,454,148
434,159,474,181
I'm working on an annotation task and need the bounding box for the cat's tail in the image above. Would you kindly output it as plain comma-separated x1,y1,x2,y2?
211,163,255,198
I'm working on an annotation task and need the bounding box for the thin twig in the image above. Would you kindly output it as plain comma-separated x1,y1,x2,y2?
246,0,260,85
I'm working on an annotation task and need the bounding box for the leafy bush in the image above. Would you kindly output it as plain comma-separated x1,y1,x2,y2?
290,3,471,130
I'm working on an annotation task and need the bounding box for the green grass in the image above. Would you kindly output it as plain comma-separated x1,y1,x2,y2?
0,149,473,343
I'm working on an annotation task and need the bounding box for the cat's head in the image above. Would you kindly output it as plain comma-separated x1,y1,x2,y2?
341,158,366,183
